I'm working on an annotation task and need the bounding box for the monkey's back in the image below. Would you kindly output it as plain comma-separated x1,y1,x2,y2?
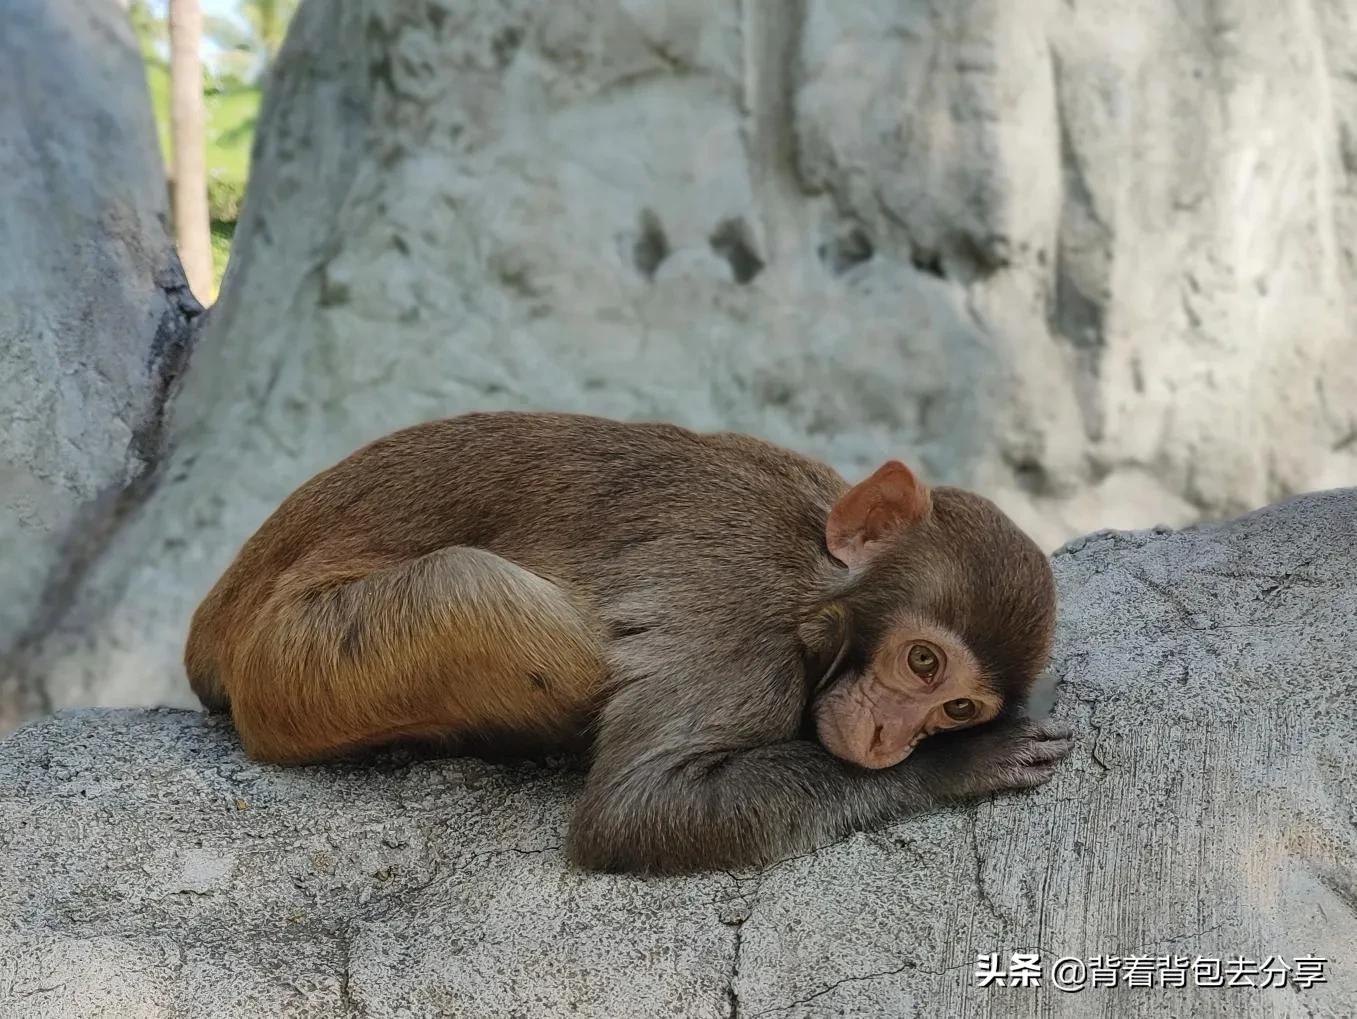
185,412,847,758
215,412,841,596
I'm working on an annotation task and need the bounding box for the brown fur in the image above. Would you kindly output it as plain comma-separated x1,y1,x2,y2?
186,411,1063,873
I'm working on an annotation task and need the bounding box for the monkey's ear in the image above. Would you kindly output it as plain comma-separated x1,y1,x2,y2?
825,460,932,568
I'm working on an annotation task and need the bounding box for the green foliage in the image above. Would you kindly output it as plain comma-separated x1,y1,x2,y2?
144,64,260,216
207,174,246,223
128,0,167,67
207,0,300,86
210,219,236,284
203,85,261,186
134,0,297,290
144,56,172,168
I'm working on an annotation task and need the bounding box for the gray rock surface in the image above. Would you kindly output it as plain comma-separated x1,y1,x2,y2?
3,489,1352,1017
0,0,200,723
21,0,1357,718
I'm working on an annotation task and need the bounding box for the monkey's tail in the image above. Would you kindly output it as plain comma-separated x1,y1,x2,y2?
185,601,232,713
187,665,231,713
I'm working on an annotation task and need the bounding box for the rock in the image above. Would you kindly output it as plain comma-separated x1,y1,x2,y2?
2,490,1352,1017
19,0,1357,719
0,0,200,723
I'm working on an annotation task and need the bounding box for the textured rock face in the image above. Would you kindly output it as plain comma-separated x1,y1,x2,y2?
21,0,1357,717
3,490,1353,1018
0,0,199,723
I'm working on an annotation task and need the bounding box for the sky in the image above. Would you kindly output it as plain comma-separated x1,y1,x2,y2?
203,0,245,59
203,0,240,21
145,0,243,20
141,0,248,62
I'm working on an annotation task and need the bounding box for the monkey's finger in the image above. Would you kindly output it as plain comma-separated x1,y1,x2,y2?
1022,718,1073,741
1015,735,1074,765
1003,762,1062,790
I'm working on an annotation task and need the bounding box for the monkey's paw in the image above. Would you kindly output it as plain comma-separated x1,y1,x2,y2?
918,716,1075,800
984,717,1074,792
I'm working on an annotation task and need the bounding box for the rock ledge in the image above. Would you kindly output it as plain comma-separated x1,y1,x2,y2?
2,490,1354,1017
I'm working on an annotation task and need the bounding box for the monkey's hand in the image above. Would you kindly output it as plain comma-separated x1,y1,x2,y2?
899,714,1074,803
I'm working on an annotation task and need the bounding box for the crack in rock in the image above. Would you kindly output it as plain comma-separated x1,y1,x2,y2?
750,959,919,1017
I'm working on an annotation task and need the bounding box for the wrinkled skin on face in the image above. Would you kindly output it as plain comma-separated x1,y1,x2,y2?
813,613,1003,769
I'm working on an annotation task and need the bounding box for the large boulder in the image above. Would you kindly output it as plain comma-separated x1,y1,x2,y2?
19,0,1357,718
2,490,1352,1017
0,0,200,724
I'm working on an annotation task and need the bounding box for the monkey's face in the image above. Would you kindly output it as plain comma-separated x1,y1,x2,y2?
810,459,1056,770
810,612,1004,769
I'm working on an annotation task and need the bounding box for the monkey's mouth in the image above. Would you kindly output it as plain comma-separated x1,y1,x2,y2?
816,699,926,770
872,725,924,756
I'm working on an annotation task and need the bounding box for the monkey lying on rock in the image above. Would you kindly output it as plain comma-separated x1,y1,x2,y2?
186,412,1071,874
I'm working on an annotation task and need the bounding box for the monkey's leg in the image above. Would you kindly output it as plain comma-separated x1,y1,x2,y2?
229,547,607,764
567,680,1072,874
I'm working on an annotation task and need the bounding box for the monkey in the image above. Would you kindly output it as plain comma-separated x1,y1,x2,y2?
186,411,1070,874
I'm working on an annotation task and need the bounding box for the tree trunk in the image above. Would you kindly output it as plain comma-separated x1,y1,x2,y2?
168,0,212,301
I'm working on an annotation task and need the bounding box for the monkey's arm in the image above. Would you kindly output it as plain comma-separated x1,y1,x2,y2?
567,687,1072,874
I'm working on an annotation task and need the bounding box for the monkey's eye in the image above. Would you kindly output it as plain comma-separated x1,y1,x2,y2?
944,698,977,722
906,644,939,680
